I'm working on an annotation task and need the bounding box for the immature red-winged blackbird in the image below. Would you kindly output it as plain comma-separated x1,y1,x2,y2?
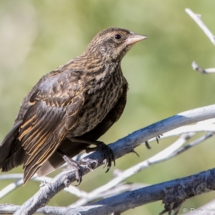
0,27,147,185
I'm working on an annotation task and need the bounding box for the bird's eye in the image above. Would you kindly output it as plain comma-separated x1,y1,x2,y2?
115,34,121,40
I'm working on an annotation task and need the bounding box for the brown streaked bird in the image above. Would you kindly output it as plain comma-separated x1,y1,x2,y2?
0,27,148,185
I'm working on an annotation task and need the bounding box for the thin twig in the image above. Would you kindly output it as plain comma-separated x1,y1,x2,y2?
185,8,215,45
0,179,23,199
169,132,214,157
192,61,215,74
0,204,67,215
147,123,215,143
89,183,146,199
0,174,87,199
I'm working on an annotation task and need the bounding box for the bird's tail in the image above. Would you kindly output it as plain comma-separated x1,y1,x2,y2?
0,121,25,171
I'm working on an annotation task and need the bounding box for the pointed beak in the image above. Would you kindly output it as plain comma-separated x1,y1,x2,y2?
125,33,148,45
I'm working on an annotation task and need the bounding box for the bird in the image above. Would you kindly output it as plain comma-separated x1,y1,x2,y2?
0,27,148,185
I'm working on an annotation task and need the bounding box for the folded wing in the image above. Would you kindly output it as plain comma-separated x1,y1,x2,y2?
18,74,84,184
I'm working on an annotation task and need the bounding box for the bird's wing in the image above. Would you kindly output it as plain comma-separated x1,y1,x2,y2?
0,74,48,171
36,80,128,177
18,72,84,184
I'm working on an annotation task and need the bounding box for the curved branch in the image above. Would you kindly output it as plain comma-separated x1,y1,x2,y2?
185,8,215,45
14,104,215,215
192,61,215,74
3,168,215,215
0,174,87,199
70,132,214,208
0,204,67,215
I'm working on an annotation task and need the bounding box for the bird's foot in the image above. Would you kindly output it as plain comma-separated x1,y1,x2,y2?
62,155,82,186
78,158,98,171
86,141,115,173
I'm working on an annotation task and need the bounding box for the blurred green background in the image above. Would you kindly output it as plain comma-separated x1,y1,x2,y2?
0,0,215,214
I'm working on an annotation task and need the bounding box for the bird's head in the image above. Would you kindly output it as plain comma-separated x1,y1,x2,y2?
85,27,148,62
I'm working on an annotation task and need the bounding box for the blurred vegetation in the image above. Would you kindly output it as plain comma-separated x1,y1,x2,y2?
0,0,215,214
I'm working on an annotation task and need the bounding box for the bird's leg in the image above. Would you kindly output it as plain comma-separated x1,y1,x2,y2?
68,137,115,173
57,149,82,186
86,141,115,173
77,157,98,172
63,137,100,171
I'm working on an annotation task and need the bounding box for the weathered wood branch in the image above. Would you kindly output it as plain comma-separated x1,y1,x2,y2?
192,61,215,74
185,8,215,45
2,168,215,215
69,132,214,208
12,104,215,215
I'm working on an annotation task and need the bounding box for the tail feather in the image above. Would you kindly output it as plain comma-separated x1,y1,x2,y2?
0,121,22,170
37,138,88,177
1,141,25,172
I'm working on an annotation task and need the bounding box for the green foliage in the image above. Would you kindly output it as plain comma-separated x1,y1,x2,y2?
0,0,215,214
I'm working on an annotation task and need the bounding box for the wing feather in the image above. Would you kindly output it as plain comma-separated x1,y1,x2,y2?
36,81,128,177
18,80,84,184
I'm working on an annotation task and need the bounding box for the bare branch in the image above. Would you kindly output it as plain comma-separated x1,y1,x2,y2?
0,204,67,215
0,179,23,199
192,61,215,74
70,168,215,215
0,174,87,199
70,134,193,208
3,168,215,215
185,8,215,45
70,131,215,208
169,132,214,158
85,183,145,200
12,104,215,215
148,122,215,143
41,117,215,185
0,183,145,214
